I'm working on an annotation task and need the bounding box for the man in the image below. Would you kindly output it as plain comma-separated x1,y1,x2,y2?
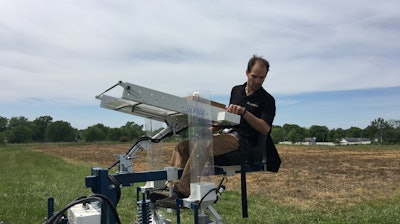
152,54,277,207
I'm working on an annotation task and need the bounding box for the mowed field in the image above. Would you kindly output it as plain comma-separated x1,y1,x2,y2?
32,142,400,210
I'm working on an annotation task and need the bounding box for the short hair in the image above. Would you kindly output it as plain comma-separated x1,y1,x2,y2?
247,54,270,75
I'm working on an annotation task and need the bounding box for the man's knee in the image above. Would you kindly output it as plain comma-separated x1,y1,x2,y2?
177,139,189,154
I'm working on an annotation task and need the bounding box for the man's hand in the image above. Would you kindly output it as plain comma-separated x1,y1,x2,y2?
226,104,246,115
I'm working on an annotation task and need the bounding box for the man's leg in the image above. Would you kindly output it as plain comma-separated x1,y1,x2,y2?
171,139,190,168
173,134,239,196
170,139,191,197
150,140,190,203
213,133,239,156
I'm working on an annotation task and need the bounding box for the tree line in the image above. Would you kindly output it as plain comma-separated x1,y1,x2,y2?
0,115,399,145
0,116,145,144
270,118,400,144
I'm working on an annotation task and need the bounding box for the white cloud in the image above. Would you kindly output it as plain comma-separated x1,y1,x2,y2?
0,0,399,104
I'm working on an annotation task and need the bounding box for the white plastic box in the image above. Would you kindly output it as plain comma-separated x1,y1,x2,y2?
67,203,101,224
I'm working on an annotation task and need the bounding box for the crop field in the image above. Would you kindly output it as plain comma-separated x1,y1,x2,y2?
2,142,399,223
32,143,400,210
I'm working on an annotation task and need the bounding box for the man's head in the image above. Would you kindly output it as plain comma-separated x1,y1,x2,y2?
245,55,269,93
246,55,270,75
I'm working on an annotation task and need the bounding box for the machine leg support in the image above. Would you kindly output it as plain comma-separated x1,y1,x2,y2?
241,164,248,218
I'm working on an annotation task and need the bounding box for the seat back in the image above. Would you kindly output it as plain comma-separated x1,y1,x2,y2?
213,133,269,219
251,133,267,164
213,133,280,219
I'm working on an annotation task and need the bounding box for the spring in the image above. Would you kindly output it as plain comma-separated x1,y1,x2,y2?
136,193,151,224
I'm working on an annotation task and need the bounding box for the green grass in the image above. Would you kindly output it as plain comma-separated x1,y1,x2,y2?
0,145,92,223
1,144,399,223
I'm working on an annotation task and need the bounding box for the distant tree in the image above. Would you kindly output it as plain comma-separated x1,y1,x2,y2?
76,130,85,141
382,129,399,144
371,118,390,130
8,116,31,128
377,119,399,144
392,125,400,144
91,123,110,136
345,127,364,138
287,126,308,143
32,116,53,142
281,124,309,143
45,121,76,142
0,132,5,145
0,116,8,132
329,128,346,143
387,119,400,129
370,117,391,144
7,125,33,143
7,116,33,143
309,125,329,142
107,128,124,141
282,124,300,135
85,126,107,142
270,125,286,143
363,125,378,142
121,121,145,140
0,116,8,144
119,136,130,142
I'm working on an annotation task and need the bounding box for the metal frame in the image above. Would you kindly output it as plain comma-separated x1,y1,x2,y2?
83,81,242,223
47,81,274,224
96,80,240,125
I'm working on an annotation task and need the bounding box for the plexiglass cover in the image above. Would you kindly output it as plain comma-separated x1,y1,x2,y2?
187,91,214,185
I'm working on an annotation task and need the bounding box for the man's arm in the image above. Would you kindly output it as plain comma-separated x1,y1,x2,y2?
226,104,271,135
241,109,271,135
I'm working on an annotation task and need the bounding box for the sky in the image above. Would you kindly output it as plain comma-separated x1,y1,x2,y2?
1,0,399,130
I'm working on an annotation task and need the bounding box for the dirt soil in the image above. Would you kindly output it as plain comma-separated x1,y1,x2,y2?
31,143,400,208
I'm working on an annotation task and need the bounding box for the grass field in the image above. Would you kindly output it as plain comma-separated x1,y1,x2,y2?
1,143,399,223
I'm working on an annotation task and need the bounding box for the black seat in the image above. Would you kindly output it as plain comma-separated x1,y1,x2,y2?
214,133,267,166
214,133,280,218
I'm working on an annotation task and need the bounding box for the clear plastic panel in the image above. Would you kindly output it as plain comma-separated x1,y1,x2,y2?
187,91,214,184
145,119,165,170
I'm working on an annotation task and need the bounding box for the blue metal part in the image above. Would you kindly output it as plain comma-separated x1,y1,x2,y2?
46,197,68,224
176,198,201,224
84,167,183,224
86,168,182,204
47,197,54,221
176,199,182,224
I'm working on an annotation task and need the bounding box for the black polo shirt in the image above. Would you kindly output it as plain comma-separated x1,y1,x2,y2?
230,82,276,146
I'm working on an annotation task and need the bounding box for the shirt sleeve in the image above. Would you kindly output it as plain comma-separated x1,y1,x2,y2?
260,94,276,128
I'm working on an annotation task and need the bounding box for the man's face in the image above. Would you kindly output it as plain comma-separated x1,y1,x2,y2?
246,62,267,91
